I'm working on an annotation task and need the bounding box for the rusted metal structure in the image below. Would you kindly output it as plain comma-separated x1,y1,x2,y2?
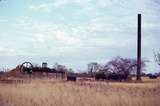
20,62,66,79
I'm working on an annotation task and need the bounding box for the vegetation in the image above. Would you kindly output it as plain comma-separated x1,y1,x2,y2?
88,57,147,81
154,51,160,67
0,77,160,106
0,56,159,106
106,57,146,74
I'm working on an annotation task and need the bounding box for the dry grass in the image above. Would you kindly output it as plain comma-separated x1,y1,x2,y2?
0,77,160,106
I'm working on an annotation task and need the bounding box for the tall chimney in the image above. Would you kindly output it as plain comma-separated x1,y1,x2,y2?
137,14,141,80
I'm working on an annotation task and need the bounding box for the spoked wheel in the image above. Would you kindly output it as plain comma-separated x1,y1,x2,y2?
20,62,33,74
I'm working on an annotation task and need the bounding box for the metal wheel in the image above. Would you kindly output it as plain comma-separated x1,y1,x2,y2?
20,62,33,74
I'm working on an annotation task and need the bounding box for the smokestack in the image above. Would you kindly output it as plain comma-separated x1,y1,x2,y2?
137,14,141,80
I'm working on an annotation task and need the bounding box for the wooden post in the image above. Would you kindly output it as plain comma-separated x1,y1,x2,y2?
137,14,142,80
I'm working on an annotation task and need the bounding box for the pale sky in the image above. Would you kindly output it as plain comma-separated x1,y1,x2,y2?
0,0,160,73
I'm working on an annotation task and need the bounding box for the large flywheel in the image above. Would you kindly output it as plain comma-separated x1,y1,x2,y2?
20,62,33,74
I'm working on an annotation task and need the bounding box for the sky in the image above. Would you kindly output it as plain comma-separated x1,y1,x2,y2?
0,0,160,73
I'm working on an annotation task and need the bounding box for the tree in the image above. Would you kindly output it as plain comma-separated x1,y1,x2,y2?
87,62,102,74
53,63,67,72
0,71,4,75
67,68,75,75
154,51,160,66
106,56,146,77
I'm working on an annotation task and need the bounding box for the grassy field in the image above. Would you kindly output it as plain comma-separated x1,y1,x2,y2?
0,77,160,106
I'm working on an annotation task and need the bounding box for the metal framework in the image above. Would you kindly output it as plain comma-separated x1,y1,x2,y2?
20,62,66,79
